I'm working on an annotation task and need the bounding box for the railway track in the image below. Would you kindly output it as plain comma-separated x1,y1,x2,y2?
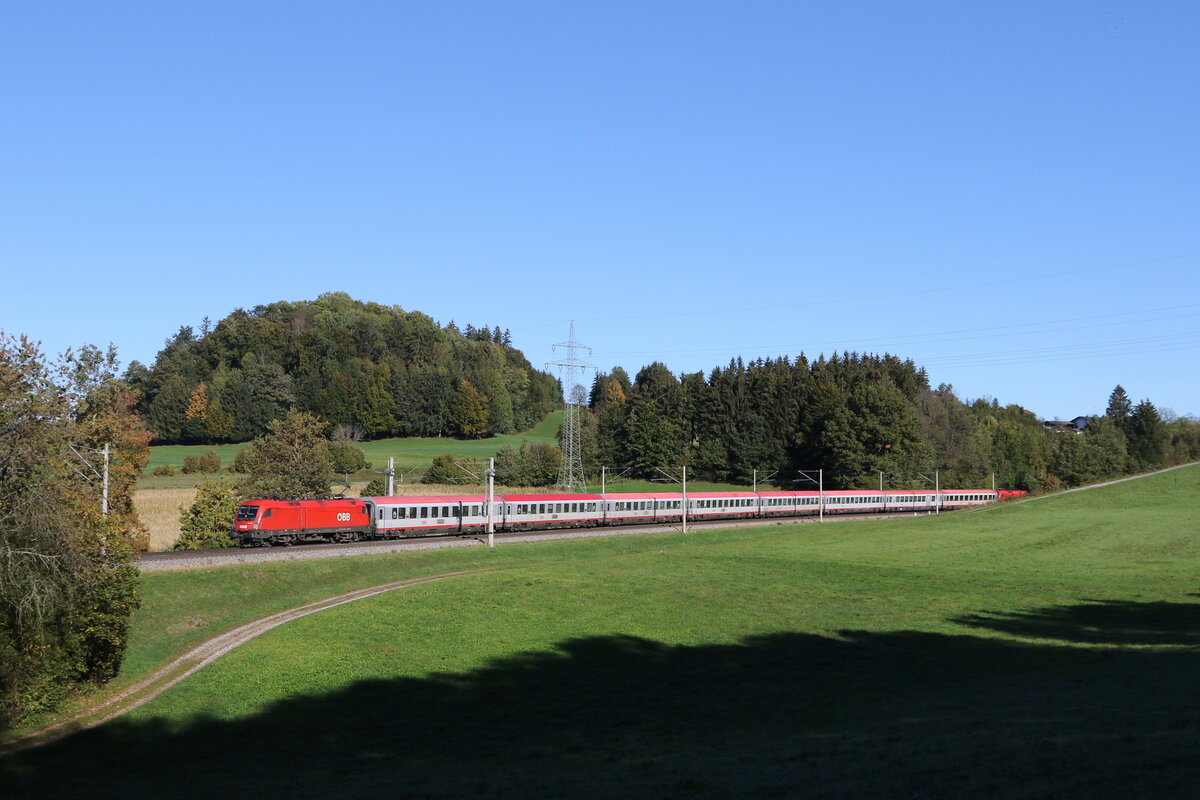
138,511,932,571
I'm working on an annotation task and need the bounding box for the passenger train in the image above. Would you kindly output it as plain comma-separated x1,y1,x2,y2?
231,487,1021,547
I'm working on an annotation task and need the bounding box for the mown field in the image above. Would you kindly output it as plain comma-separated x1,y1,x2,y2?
6,466,1198,798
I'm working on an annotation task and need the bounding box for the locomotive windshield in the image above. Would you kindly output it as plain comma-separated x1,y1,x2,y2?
236,505,260,521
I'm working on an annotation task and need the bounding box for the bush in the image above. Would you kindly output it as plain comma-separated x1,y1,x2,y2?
182,450,221,474
329,440,369,474
173,480,241,550
232,446,251,473
361,477,388,497
152,464,176,477
422,453,460,484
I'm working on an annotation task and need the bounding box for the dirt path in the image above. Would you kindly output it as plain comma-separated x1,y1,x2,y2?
1,570,479,755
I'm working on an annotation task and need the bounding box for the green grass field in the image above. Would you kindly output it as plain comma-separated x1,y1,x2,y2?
143,411,565,477
5,467,1199,798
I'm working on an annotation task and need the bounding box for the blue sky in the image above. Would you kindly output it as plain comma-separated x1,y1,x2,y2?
2,2,1197,419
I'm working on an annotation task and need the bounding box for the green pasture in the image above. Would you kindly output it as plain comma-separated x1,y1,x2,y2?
5,466,1199,798
142,411,564,477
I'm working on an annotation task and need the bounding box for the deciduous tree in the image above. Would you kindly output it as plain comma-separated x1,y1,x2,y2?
238,411,333,499
173,480,240,550
0,335,141,732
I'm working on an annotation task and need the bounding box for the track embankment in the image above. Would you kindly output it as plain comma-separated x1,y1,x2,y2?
1015,461,1199,503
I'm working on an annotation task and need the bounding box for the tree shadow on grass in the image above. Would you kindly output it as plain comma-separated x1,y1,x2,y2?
3,605,1199,799
951,599,1200,646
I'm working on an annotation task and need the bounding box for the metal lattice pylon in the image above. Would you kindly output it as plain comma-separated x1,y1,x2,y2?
547,321,596,492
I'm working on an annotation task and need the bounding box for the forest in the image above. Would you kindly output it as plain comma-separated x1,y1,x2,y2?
126,293,560,444
579,355,1199,492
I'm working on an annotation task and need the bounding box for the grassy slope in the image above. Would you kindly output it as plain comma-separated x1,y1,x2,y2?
5,467,1199,798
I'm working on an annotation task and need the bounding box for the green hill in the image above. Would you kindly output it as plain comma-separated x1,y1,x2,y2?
130,292,560,445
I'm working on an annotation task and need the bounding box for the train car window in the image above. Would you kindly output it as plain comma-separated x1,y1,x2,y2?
420,507,428,519
378,509,384,520
391,508,398,519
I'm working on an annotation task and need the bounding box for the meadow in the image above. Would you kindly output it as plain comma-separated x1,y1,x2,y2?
142,411,566,476
5,467,1198,798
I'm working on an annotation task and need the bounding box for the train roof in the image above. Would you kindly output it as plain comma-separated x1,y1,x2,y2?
239,498,365,506
498,493,605,502
368,494,493,503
